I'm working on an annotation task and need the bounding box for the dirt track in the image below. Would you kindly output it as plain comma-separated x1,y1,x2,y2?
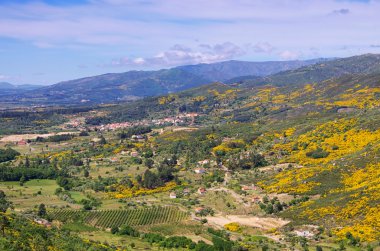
206,214,289,230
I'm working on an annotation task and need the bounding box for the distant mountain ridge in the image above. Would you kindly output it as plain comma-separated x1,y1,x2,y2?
0,82,43,98
0,82,14,90
2,58,329,105
176,58,329,81
235,54,380,87
5,54,380,105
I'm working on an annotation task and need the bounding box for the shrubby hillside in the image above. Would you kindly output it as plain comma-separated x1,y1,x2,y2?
0,53,379,250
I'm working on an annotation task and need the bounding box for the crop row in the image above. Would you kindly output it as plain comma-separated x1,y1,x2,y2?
48,206,188,228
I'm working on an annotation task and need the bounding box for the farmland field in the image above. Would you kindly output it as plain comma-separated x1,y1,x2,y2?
49,206,189,228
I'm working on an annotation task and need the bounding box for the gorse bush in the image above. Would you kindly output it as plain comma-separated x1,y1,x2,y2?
306,148,329,159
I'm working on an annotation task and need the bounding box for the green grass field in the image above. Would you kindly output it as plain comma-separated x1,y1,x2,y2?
0,179,81,209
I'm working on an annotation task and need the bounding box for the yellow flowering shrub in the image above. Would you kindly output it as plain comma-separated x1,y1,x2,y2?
208,89,238,101
258,165,326,194
300,163,380,241
212,139,245,155
192,96,206,102
110,181,177,199
158,94,177,105
224,222,241,232
262,118,380,241
332,87,380,109
274,118,380,165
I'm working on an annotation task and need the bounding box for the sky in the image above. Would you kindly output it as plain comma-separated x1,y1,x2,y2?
0,0,379,85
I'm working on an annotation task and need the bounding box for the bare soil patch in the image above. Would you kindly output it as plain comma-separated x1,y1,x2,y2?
0,132,76,142
206,214,289,230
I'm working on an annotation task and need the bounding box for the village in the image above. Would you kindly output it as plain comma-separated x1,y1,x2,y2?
64,112,200,131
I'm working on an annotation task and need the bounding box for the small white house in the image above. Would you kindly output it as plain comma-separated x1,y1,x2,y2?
295,230,314,238
130,151,139,157
169,192,177,199
197,159,210,165
194,168,206,174
198,187,206,195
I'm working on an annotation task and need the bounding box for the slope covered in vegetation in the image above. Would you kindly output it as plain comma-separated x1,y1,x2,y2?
0,54,380,250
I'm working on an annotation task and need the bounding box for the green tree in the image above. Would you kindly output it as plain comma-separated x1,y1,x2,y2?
99,135,107,145
19,175,26,186
144,158,154,169
111,226,119,234
0,191,11,213
338,242,346,250
25,156,30,168
0,214,9,237
0,191,11,237
38,203,47,217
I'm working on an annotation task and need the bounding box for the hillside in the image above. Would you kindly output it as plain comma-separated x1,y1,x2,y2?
0,55,379,251
0,82,42,97
176,58,328,81
0,82,14,89
1,58,327,105
4,54,380,106
235,53,380,87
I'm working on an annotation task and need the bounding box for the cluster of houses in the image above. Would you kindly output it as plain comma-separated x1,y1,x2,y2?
65,118,83,128
194,159,213,174
97,121,134,131
151,117,185,126
152,113,199,126
86,113,200,131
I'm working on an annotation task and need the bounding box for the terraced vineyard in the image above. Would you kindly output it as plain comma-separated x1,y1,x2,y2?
49,207,188,228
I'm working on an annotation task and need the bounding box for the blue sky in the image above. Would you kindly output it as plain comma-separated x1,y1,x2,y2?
0,0,379,85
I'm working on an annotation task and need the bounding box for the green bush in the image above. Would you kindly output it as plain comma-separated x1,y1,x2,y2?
306,148,329,159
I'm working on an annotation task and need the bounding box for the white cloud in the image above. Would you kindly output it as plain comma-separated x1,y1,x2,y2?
0,74,10,80
0,0,378,51
133,57,146,65
279,50,301,60
111,42,248,67
0,0,380,76
330,8,350,15
252,42,275,53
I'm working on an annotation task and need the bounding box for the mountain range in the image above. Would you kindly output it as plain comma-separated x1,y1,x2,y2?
0,58,329,105
2,54,380,105
0,82,43,96
0,82,42,90
232,53,380,87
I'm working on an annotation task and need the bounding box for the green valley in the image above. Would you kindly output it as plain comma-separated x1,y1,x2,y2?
1,55,380,251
